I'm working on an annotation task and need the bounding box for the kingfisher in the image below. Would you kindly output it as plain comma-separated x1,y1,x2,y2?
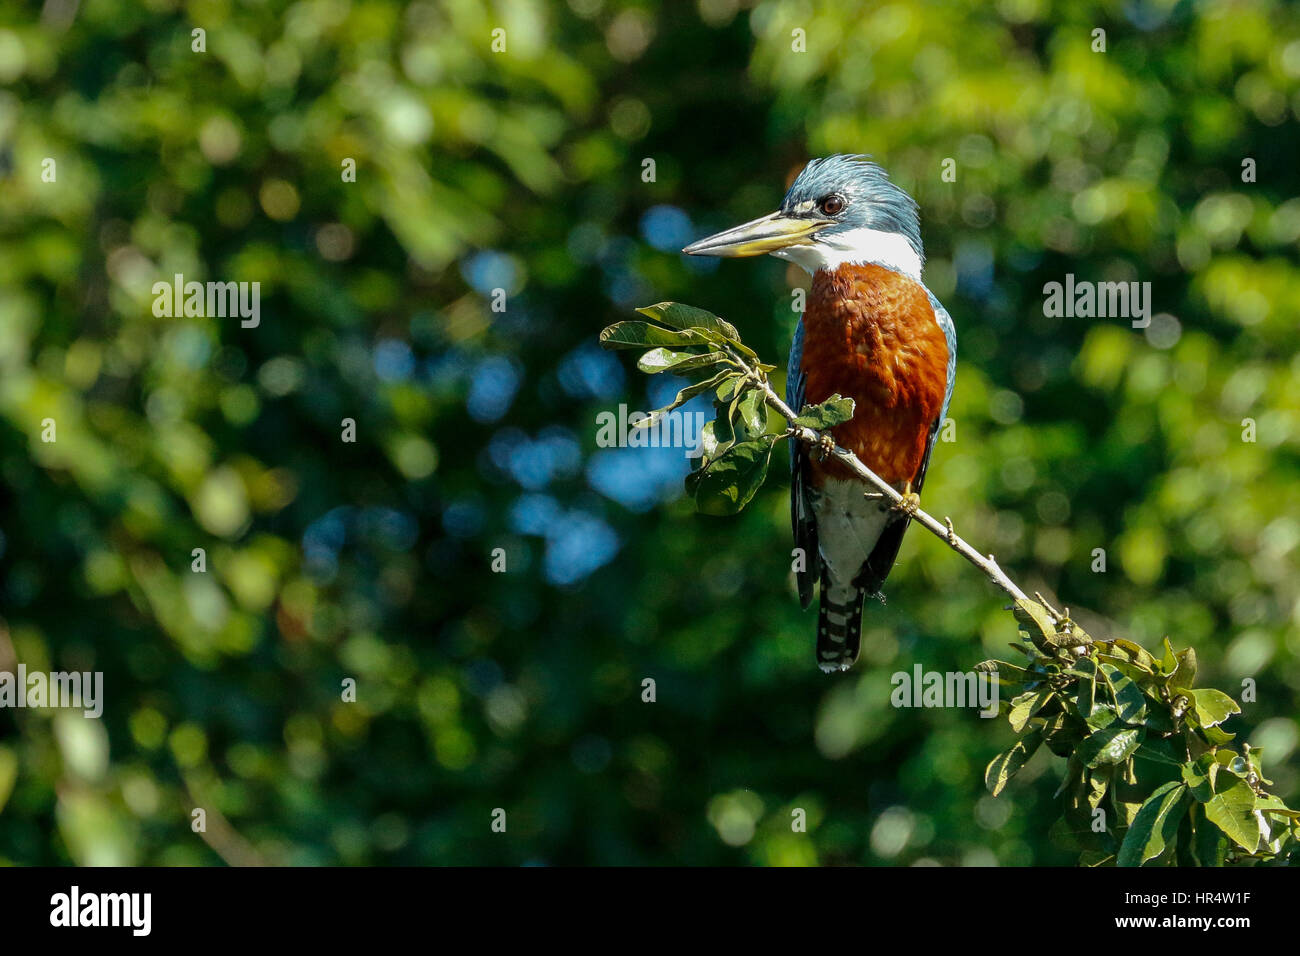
683,155,956,673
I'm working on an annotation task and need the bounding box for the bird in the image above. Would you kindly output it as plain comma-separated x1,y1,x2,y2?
682,155,956,673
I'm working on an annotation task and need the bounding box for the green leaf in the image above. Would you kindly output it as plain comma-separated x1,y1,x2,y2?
1085,702,1117,730
1040,712,1083,757
734,388,768,439
1196,722,1236,746
974,659,1032,688
1182,754,1219,803
636,301,741,341
600,321,712,350
1073,657,1097,720
1109,638,1160,672
1098,662,1147,724
716,375,742,403
1012,599,1059,652
1144,703,1175,734
1113,792,1144,829
985,730,1043,796
685,435,776,516
1169,647,1197,692
1065,657,1098,679
1257,794,1300,820
1189,688,1240,729
792,395,856,430
1159,636,1177,674
1193,808,1229,866
698,420,725,462
1134,735,1190,768
1085,769,1110,809
1008,688,1053,733
1095,653,1153,685
636,347,730,374
1054,753,1087,800
1078,726,1144,768
1117,782,1190,867
1202,772,1262,852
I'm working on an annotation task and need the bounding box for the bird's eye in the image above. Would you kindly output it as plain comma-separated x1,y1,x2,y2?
820,195,845,216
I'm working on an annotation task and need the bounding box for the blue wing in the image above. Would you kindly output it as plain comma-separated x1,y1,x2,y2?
909,288,956,490
928,289,958,429
787,318,819,609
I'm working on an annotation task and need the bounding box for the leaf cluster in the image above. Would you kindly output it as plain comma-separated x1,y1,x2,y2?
600,303,852,515
983,600,1299,866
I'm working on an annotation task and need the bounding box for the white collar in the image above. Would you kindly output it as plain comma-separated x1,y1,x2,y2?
772,227,923,282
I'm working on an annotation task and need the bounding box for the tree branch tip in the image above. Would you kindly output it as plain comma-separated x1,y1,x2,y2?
1034,590,1066,621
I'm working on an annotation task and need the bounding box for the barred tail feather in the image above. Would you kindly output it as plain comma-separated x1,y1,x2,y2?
815,571,870,673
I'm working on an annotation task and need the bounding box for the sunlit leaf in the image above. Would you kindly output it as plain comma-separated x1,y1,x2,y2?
600,321,712,350
1077,726,1143,768
1202,773,1262,852
985,729,1043,796
792,395,856,430
636,347,730,374
635,301,741,341
1008,688,1053,733
1117,782,1189,867
1189,688,1240,729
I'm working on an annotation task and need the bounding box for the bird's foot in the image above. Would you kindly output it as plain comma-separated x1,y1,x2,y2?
812,432,836,461
893,491,921,517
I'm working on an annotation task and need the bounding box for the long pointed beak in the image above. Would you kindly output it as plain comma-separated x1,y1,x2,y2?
682,211,830,258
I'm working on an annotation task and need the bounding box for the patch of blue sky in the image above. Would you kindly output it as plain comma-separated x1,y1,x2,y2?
467,354,522,422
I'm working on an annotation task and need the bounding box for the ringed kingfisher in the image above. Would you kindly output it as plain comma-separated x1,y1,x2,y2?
683,155,956,673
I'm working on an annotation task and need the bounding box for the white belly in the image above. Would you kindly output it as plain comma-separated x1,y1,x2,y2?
812,476,904,585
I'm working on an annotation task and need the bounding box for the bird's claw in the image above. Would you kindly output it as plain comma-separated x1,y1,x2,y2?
894,491,921,517
812,432,836,461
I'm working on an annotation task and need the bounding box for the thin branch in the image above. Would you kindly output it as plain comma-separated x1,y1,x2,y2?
726,352,1031,605
182,771,269,867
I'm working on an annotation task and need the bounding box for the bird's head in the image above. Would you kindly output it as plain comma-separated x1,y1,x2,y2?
682,154,924,280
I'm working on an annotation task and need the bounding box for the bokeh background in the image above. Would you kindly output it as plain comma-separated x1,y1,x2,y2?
1,0,1298,866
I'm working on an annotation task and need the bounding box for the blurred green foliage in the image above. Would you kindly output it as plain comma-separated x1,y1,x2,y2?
0,0,1297,865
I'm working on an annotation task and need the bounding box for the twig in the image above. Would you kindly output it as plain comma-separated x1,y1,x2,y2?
729,355,1031,605
182,772,269,867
